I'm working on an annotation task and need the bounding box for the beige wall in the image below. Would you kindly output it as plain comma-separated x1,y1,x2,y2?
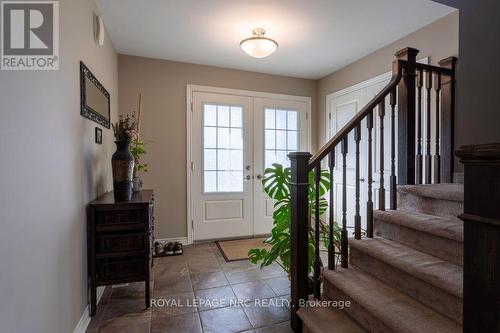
316,12,458,148
0,1,118,332
118,13,459,241
118,56,316,239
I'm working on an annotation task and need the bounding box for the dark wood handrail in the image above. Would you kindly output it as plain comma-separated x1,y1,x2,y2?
308,59,406,170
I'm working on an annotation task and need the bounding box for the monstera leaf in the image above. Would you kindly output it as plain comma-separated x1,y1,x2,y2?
249,163,337,276
262,164,291,200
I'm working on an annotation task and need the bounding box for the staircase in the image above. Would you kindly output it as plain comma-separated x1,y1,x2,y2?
298,183,464,333
288,47,459,333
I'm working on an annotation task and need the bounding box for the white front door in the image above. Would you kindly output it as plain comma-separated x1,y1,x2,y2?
191,90,310,241
191,92,254,240
253,98,309,235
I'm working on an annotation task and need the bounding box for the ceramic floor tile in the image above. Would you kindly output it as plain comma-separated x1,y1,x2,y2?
98,312,151,333
151,312,202,333
221,259,257,272
86,241,290,333
199,306,253,333
225,267,264,284
265,276,290,296
187,257,222,274
232,280,276,301
99,297,150,323
110,282,150,300
191,270,229,290
151,291,197,318
243,297,290,329
194,285,238,311
153,274,193,297
254,321,293,333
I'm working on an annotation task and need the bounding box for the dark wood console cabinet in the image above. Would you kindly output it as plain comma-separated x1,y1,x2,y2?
87,190,154,316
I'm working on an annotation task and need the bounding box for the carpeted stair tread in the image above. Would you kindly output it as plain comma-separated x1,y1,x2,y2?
323,268,461,333
374,210,463,242
398,183,463,202
298,304,367,333
350,237,463,298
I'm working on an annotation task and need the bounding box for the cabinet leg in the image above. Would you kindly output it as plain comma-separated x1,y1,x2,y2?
145,277,151,309
90,285,97,317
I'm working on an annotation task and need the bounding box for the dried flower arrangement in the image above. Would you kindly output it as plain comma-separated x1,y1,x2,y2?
111,113,137,142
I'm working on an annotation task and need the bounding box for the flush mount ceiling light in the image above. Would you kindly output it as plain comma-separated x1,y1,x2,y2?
240,28,278,58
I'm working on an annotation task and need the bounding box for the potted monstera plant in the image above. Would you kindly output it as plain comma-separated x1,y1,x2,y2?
248,163,342,281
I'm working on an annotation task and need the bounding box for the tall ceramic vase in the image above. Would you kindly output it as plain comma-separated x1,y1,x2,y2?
112,140,135,201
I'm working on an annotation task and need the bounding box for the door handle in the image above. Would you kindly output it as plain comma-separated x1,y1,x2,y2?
256,174,263,180
244,175,252,181
360,177,365,183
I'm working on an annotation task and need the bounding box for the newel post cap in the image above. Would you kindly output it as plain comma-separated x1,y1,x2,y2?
455,143,500,163
395,47,420,60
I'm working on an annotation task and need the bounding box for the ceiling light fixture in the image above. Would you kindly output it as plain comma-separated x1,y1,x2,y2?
240,28,278,58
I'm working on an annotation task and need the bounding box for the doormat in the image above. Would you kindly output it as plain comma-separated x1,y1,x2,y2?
216,237,271,262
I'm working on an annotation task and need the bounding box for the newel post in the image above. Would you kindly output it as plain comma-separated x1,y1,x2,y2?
396,47,419,185
455,144,500,332
289,152,311,333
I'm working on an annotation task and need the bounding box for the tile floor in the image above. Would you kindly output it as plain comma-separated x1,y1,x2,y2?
86,242,292,333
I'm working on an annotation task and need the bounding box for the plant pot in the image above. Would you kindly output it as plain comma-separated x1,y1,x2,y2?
132,176,143,192
112,140,135,201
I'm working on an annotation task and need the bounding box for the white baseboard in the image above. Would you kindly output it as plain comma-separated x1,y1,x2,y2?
73,286,105,333
155,237,188,246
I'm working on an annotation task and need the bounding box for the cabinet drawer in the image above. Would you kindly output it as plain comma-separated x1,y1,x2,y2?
96,209,145,226
96,255,145,281
97,232,146,254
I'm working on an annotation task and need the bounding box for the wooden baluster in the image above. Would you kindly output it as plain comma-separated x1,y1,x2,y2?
390,88,397,210
378,100,386,211
354,125,361,239
314,165,321,299
425,70,432,184
434,73,441,184
328,151,335,270
289,152,311,332
416,68,423,184
438,57,457,183
366,111,374,238
341,138,348,268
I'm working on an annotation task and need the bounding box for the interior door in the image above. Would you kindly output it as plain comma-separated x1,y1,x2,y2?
253,98,309,236
191,92,254,241
329,89,368,232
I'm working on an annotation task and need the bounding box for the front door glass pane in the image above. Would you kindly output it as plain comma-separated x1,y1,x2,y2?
264,108,299,168
203,104,244,193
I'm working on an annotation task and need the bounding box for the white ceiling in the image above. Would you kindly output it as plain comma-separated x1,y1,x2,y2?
95,0,455,79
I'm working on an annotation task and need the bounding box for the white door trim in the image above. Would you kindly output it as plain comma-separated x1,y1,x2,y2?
325,71,391,146
186,84,312,245
325,57,429,145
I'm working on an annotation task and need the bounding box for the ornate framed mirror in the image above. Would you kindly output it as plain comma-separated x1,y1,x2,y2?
80,61,110,128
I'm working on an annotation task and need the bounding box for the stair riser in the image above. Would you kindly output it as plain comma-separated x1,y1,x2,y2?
350,248,463,324
398,192,463,219
375,219,463,266
323,281,395,333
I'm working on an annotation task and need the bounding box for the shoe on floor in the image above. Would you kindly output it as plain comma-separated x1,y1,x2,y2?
173,242,183,254
164,242,174,255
